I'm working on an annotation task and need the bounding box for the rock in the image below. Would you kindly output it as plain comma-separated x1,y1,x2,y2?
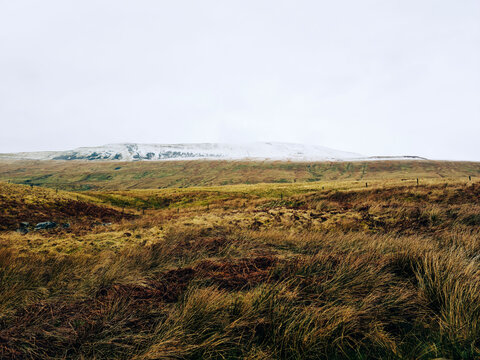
102,222,112,226
16,222,30,234
61,223,70,229
35,221,57,230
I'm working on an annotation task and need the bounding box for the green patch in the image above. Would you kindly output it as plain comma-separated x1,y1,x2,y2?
133,171,153,179
261,199,305,209
80,173,113,181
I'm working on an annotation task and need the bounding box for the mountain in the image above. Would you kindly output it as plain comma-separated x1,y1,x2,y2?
0,142,424,161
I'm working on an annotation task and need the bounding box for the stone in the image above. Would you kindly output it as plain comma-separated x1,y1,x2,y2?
35,221,57,230
17,222,30,234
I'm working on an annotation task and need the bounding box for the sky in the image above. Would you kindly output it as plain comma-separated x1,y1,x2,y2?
0,0,479,160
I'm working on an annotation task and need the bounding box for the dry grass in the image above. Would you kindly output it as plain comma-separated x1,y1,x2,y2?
1,171,480,359
0,159,479,190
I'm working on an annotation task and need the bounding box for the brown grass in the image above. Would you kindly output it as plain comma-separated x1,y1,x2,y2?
1,172,480,359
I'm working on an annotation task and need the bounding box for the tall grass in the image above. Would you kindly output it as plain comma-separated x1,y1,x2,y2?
1,180,480,358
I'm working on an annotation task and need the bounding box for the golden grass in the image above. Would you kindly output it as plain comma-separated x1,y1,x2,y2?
0,159,479,190
1,173,480,359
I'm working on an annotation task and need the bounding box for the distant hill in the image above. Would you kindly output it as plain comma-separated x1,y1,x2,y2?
0,142,423,161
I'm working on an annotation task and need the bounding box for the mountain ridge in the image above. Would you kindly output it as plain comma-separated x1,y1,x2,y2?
0,142,425,161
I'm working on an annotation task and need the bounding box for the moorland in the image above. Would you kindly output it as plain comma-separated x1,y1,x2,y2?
1,159,480,359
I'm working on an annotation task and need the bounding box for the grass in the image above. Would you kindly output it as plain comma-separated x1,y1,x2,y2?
1,161,480,358
0,159,479,190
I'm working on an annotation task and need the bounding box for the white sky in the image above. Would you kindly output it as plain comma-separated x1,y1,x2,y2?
0,0,479,160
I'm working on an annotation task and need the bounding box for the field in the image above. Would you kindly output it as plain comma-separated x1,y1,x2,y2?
1,159,480,190
1,160,480,359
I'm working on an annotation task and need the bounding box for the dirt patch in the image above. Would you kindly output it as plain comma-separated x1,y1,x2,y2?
99,268,196,304
196,256,277,290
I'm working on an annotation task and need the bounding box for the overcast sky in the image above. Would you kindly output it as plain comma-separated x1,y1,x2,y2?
0,1,479,160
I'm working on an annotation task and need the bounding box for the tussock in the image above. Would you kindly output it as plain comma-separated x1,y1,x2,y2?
1,177,480,358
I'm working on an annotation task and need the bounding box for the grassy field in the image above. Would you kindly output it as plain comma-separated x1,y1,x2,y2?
0,159,479,190
1,161,480,359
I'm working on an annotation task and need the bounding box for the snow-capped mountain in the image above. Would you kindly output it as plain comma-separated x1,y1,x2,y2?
0,142,424,161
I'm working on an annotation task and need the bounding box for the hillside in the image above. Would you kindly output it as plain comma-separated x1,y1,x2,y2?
0,183,132,231
0,142,365,161
1,178,480,359
0,159,479,191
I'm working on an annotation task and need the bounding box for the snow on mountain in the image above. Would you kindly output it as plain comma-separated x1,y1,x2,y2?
0,142,424,162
